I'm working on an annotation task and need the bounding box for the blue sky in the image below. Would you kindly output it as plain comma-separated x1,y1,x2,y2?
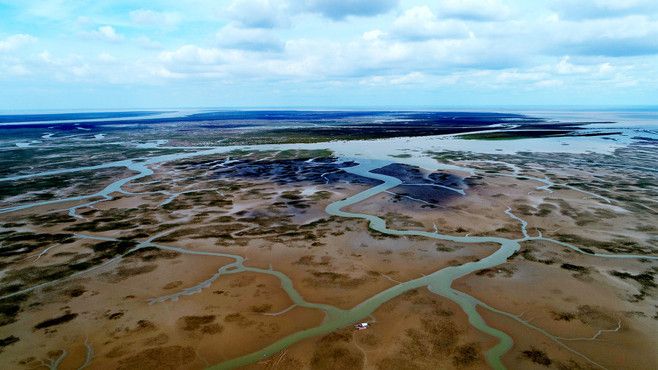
1,0,657,110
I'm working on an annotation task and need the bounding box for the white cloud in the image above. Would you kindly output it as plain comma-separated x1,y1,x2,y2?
149,66,184,79
494,70,548,83
227,0,290,28
555,56,591,74
362,29,387,42
159,45,228,65
392,6,470,41
38,50,55,64
544,15,658,56
0,34,37,52
3,0,658,106
390,71,425,84
534,79,563,88
94,26,123,42
359,71,457,86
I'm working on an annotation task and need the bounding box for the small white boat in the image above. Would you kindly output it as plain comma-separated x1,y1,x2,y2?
354,322,369,330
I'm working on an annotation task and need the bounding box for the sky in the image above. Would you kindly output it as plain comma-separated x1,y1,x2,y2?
1,0,657,110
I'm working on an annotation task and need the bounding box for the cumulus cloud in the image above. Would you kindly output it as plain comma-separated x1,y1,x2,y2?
158,44,244,70
392,6,471,40
0,34,37,52
159,45,227,65
546,15,658,56
226,0,290,28
362,29,386,42
550,56,615,78
359,71,429,86
93,26,123,42
22,49,111,82
2,0,658,106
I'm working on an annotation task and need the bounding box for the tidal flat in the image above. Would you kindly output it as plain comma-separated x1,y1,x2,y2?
0,110,656,370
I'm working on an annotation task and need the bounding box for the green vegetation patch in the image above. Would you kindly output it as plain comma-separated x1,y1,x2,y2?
0,335,19,348
521,348,552,366
610,269,656,301
34,312,78,329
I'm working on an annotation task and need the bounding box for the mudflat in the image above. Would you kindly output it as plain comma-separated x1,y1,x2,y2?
0,111,656,370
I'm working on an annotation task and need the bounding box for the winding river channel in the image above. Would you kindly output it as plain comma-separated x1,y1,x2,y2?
209,157,656,370
208,158,520,370
1,136,656,370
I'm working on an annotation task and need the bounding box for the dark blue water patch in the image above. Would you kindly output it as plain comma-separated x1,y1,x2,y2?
186,110,394,121
0,110,543,130
389,112,546,127
0,111,165,124
632,136,658,142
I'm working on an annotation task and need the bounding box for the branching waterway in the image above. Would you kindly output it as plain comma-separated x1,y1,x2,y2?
209,158,653,370
1,139,655,370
